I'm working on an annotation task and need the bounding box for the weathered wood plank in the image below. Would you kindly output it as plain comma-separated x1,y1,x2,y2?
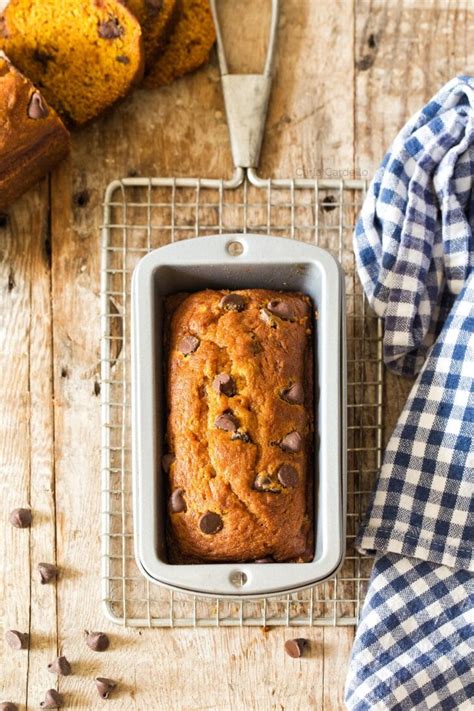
0,196,32,709
93,626,325,711
26,187,58,711
355,0,474,177
323,627,354,710
0,183,55,709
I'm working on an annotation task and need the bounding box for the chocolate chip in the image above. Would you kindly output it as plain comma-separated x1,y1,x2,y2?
0,703,18,711
231,431,251,443
27,92,48,119
215,412,239,432
280,431,302,453
9,507,32,528
5,630,28,650
85,630,109,652
40,689,64,709
199,511,223,534
178,335,199,355
95,677,117,700
32,48,53,68
250,334,263,354
116,55,130,64
146,0,164,9
267,299,294,321
277,464,298,488
170,489,186,513
162,453,174,473
259,308,277,327
220,293,245,312
98,17,124,39
47,656,72,676
280,382,304,405
38,562,59,584
213,373,235,396
253,474,280,493
284,638,308,658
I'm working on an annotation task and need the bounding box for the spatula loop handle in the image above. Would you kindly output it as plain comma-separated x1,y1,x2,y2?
209,0,279,169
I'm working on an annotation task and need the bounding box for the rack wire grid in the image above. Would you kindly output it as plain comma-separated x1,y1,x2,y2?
100,170,383,627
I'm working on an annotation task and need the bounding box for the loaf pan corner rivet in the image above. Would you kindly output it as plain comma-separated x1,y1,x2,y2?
229,570,248,587
227,240,244,257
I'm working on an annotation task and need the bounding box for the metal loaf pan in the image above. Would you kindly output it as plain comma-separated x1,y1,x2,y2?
132,234,346,598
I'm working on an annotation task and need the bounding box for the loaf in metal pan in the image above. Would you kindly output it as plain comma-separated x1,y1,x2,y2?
164,288,314,563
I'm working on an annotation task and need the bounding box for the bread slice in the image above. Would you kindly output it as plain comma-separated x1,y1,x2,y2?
0,0,144,126
126,0,180,68
143,0,215,88
0,52,69,210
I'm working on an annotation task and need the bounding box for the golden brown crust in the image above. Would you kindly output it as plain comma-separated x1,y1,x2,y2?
164,289,314,563
0,53,70,210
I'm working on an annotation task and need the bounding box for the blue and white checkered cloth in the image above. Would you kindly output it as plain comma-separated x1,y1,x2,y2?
355,75,474,377
345,76,474,711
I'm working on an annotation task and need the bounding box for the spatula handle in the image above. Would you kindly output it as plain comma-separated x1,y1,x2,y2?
209,0,279,170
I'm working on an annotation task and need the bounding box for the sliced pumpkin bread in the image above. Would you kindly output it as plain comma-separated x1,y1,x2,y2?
126,0,180,68
0,51,69,210
143,0,215,88
0,0,144,126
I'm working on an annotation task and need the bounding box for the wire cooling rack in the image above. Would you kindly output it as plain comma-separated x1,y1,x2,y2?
100,170,383,627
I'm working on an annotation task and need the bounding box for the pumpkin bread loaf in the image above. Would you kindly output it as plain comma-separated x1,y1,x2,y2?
0,0,144,126
143,0,215,87
164,289,314,563
125,0,180,68
0,52,69,210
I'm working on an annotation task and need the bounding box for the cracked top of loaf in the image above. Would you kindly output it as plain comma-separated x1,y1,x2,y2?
164,289,314,563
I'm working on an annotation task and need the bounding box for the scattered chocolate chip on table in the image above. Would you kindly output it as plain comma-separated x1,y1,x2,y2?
39,689,64,709
9,507,32,528
95,677,118,700
5,630,28,650
47,656,72,676
284,638,309,658
85,630,110,652
38,562,59,584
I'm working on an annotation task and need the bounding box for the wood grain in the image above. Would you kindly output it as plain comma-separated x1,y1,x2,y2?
0,182,56,708
0,0,471,709
0,191,36,708
25,187,58,711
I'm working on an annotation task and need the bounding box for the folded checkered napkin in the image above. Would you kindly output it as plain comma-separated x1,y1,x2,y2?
358,273,474,571
345,76,474,710
346,554,473,711
355,75,474,377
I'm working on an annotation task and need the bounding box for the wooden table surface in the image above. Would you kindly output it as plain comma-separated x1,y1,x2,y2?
1,2,472,709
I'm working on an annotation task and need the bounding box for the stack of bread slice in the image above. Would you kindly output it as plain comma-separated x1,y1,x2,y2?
0,0,215,207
